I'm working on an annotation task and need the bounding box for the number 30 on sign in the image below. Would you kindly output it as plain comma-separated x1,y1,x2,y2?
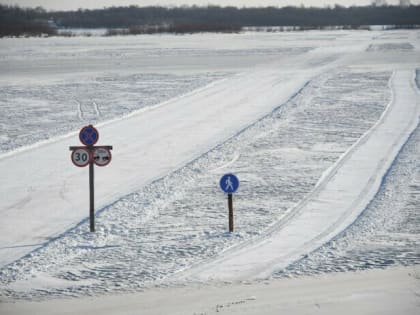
71,147,91,167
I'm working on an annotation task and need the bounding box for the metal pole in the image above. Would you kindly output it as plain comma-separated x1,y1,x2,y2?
89,159,95,232
228,193,233,232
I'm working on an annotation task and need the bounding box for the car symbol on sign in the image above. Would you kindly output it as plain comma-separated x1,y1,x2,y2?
93,147,112,167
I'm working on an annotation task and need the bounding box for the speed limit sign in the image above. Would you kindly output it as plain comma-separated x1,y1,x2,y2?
71,147,91,167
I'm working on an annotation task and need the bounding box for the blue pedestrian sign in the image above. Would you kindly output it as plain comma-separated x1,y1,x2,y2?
79,125,99,146
220,173,239,194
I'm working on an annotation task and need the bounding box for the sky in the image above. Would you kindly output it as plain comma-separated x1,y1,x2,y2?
1,0,419,11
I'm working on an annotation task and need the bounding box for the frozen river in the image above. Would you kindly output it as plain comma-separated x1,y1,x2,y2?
0,30,420,303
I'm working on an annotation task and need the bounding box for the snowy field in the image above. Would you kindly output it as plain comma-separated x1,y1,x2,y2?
1,30,420,313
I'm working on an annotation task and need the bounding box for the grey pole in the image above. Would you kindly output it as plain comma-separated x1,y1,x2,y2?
89,157,95,232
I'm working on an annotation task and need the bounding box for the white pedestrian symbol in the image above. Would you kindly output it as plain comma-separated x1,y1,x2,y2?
225,176,234,191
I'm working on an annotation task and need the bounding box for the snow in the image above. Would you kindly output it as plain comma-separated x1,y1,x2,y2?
179,70,420,282
277,68,420,277
0,72,227,153
0,68,392,299
0,34,343,269
0,30,420,311
2,266,419,315
0,63,320,267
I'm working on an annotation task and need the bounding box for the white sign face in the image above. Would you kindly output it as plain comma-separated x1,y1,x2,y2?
71,148,91,167
93,147,112,167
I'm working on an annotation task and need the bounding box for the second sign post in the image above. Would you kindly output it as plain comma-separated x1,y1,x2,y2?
220,173,239,233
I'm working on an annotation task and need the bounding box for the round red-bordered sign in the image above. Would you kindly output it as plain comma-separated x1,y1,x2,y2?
71,147,91,167
93,147,112,167
79,125,99,146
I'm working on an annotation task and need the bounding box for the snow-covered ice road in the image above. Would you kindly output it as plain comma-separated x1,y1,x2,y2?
0,60,337,267
180,70,420,281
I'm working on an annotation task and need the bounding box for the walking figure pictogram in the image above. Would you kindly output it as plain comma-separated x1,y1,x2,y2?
225,176,234,192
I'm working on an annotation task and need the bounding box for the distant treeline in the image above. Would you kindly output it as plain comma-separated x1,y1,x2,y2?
1,4,420,37
0,6,57,37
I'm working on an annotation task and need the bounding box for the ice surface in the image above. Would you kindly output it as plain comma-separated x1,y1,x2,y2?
0,68,391,300
1,30,420,302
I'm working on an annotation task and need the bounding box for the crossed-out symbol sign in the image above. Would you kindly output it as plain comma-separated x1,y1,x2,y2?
79,125,99,146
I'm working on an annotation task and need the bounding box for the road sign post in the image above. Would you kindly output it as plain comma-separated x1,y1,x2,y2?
89,161,95,232
228,193,233,232
220,173,239,233
70,125,113,232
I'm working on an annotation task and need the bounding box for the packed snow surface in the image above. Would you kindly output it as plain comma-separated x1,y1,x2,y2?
1,30,420,302
2,266,420,315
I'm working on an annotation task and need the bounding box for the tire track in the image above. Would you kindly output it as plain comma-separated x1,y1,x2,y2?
93,101,101,117
75,100,84,121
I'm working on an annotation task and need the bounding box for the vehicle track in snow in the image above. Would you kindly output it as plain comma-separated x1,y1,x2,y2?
275,69,420,277
276,120,420,277
0,72,227,154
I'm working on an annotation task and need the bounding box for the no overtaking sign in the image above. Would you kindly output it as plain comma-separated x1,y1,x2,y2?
93,147,112,167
